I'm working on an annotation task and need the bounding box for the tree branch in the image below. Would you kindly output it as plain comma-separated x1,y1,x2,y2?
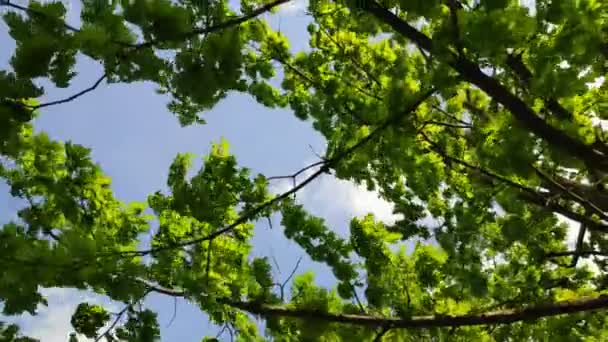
544,250,608,259
505,53,572,120
133,0,291,50
111,88,436,257
419,131,608,233
30,74,107,110
364,1,608,172
224,295,608,329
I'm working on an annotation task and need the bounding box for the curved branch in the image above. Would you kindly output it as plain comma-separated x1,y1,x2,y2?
32,74,107,110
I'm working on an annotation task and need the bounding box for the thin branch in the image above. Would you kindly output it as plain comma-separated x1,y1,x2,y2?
113,88,436,257
533,166,607,221
351,284,367,313
167,297,178,327
432,105,471,126
278,256,303,301
133,0,292,50
505,53,572,120
544,250,608,259
31,74,107,110
422,120,472,129
0,0,80,33
94,290,151,342
267,161,325,181
446,0,464,55
317,23,383,89
205,239,213,286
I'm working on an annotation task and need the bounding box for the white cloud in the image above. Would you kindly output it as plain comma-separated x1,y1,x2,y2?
277,0,308,15
7,288,120,342
269,161,401,228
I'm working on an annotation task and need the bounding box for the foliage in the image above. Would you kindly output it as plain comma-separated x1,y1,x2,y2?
1,0,608,340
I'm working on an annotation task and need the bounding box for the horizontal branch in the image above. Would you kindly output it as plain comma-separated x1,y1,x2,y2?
139,279,608,330
544,250,608,259
225,295,608,329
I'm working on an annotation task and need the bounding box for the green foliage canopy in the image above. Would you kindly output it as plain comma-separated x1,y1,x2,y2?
1,0,608,340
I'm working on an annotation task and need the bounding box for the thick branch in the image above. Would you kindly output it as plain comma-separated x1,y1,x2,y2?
505,54,572,120
225,295,608,329
363,1,608,172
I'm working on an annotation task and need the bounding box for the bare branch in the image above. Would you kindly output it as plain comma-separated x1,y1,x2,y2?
32,74,107,110
277,256,303,301
167,297,178,327
267,161,325,181
432,105,471,126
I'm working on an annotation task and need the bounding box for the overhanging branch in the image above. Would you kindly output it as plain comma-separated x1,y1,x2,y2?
225,295,608,329
138,278,608,330
363,1,608,172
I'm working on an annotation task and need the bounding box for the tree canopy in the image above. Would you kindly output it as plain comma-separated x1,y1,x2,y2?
1,0,608,340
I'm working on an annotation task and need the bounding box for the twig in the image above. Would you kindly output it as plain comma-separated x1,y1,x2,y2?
544,250,608,259
351,284,366,313
167,297,178,327
205,239,213,286
94,290,151,342
431,105,471,126
267,161,325,181
421,120,472,129
533,166,607,221
277,256,303,301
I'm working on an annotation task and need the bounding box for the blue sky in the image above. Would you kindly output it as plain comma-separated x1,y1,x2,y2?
0,1,403,340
